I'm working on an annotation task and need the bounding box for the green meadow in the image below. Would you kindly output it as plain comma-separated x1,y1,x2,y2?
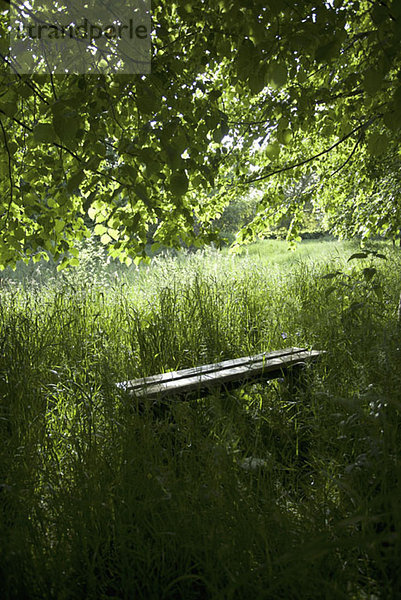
1,238,400,599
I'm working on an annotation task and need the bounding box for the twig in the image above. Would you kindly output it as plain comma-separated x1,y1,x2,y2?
0,51,50,105
0,118,14,220
246,116,379,185
329,131,364,178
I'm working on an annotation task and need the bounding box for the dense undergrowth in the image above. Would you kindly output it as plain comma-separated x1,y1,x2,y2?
1,239,401,599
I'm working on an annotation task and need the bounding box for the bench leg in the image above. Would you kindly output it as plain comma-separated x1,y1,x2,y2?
285,362,308,397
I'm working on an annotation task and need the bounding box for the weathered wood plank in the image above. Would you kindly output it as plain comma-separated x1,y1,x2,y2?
117,347,306,392
117,347,322,400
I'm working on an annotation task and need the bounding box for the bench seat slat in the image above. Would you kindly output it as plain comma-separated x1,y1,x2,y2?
117,347,307,392
117,348,322,399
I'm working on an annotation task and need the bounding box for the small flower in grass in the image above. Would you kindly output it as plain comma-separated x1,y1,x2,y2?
281,332,288,340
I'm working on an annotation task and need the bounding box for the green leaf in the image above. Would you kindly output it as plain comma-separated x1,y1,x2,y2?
248,69,266,94
57,258,70,271
34,123,56,144
265,142,280,160
0,102,17,118
315,40,340,64
278,129,292,145
7,141,18,155
67,171,85,193
88,206,97,220
249,22,267,45
236,41,257,80
85,156,101,172
362,267,377,281
213,127,228,143
54,219,65,234
134,182,151,205
169,172,189,196
136,86,161,114
267,63,287,88
100,233,112,245
363,69,383,96
367,132,388,156
348,253,368,261
383,108,401,132
47,198,57,209
108,228,119,241
121,163,137,183
94,224,107,236
53,113,79,143
371,4,388,25
93,141,106,157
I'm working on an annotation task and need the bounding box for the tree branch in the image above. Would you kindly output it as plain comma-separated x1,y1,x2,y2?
0,118,14,220
329,131,364,178
246,116,379,185
0,51,50,105
0,110,133,190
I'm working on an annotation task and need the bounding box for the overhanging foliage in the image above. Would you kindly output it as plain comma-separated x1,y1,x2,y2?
1,0,401,267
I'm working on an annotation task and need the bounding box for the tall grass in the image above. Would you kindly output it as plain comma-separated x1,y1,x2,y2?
1,239,401,599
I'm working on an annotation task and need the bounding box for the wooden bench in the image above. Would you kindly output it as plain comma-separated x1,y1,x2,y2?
116,347,323,401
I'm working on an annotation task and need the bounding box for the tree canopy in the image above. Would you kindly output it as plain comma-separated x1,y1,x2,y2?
1,0,401,268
